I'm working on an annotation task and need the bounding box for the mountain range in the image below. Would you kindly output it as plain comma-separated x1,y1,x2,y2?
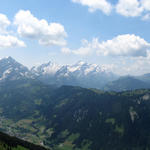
1,56,150,91
0,77,150,149
1,57,150,149
103,76,150,92
31,59,118,89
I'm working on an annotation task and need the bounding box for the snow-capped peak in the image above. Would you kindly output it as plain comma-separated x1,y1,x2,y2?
66,61,110,76
76,60,87,66
31,61,61,76
32,60,114,77
0,56,30,81
0,57,118,89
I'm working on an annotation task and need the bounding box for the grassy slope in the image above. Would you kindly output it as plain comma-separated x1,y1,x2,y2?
0,131,48,150
1,80,150,149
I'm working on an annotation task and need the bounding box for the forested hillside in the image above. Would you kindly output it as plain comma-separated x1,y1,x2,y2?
0,131,48,150
0,78,150,149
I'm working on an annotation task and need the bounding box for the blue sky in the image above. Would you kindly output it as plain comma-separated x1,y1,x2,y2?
0,0,150,75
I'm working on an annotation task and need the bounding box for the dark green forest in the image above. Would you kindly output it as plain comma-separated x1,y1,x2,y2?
0,131,48,150
0,79,150,149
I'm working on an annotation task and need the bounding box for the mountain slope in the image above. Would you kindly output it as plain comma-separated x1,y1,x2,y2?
0,57,30,82
0,78,55,120
103,76,150,91
2,57,150,149
0,78,56,146
0,131,48,150
40,87,150,150
136,73,150,83
32,61,118,89
0,56,118,89
1,79,150,149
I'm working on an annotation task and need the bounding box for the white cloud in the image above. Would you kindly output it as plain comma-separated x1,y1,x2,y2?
0,13,26,49
112,56,150,75
116,0,143,17
0,14,10,34
14,10,67,47
0,35,26,48
142,13,150,20
62,46,93,55
72,0,112,15
141,0,150,11
61,39,98,55
97,34,150,57
71,0,150,20
61,47,72,54
63,34,150,58
116,0,150,19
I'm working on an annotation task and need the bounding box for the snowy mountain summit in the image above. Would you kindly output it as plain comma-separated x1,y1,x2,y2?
31,60,117,88
31,61,61,76
0,57,118,89
0,57,29,82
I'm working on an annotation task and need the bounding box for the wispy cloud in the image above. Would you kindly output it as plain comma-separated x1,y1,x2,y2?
61,39,98,55
72,0,112,15
0,14,10,34
142,13,150,20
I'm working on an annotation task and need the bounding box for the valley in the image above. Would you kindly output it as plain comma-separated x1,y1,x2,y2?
1,1,150,149
0,57,150,149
